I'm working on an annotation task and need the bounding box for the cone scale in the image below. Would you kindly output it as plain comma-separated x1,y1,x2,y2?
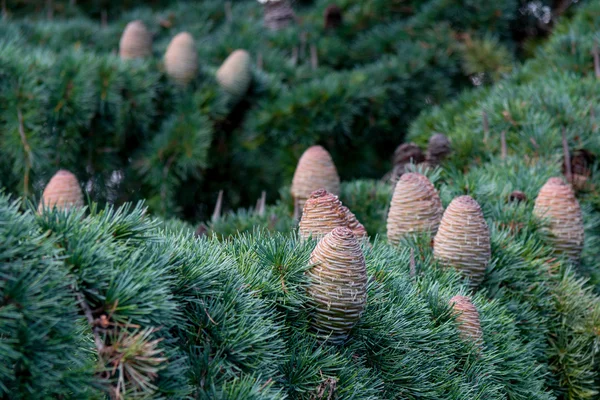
291,146,340,211
38,170,84,213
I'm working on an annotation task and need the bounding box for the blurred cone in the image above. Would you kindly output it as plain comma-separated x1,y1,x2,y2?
449,295,483,346
164,32,198,86
426,133,451,166
433,196,490,288
299,189,347,240
38,170,84,213
533,177,584,263
387,172,443,244
307,227,367,344
291,145,340,211
386,142,425,184
119,20,152,60
216,49,252,99
263,0,295,30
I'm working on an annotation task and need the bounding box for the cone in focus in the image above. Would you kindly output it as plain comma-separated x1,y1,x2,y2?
38,170,84,213
164,32,198,86
449,295,483,346
299,189,347,240
340,205,367,239
291,146,340,211
433,195,490,288
119,20,152,60
387,172,443,245
307,227,368,344
533,177,584,263
216,49,252,99
426,133,451,166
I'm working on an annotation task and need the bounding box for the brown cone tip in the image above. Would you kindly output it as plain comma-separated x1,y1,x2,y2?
307,227,367,344
291,146,340,211
299,189,348,240
39,169,84,213
216,49,252,98
533,177,584,263
340,206,367,239
449,295,483,345
119,20,152,60
387,172,443,245
433,195,490,288
164,32,198,86
508,190,527,203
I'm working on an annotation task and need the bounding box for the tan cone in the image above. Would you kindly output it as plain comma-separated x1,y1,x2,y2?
216,49,252,99
387,172,443,245
449,295,483,346
433,196,490,288
307,227,368,344
291,146,340,211
533,177,584,263
340,206,367,239
299,189,348,241
119,20,152,60
164,32,198,86
38,170,84,213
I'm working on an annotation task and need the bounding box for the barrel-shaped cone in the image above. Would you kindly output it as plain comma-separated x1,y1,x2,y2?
216,49,252,99
119,20,152,60
449,295,483,346
299,189,347,241
38,170,84,213
164,32,198,86
291,146,340,211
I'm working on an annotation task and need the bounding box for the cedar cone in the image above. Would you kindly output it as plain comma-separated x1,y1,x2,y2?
307,227,368,344
291,145,340,211
38,170,84,213
533,177,584,263
119,20,152,60
164,32,198,86
387,143,425,184
216,49,252,99
299,189,348,241
263,0,296,30
565,149,595,191
426,133,451,166
508,190,527,203
449,295,483,346
433,196,490,288
386,173,443,245
324,4,342,30
340,205,367,239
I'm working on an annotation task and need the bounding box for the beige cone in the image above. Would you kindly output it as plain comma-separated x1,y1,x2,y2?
387,172,443,245
307,227,368,344
433,195,490,288
38,170,84,213
340,206,367,239
164,32,198,86
533,177,584,263
449,295,483,346
299,189,348,241
119,20,152,60
216,49,252,99
291,146,340,211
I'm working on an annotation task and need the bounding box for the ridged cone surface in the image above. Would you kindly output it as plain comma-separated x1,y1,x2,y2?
387,173,443,245
307,227,367,344
164,32,198,86
433,196,490,288
533,177,584,263
340,206,367,239
216,49,252,98
291,146,340,210
39,170,84,212
119,20,152,60
449,295,483,346
299,189,348,241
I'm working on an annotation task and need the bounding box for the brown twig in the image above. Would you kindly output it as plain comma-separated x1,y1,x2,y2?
212,190,224,222
482,110,489,144
259,190,266,217
101,9,108,28
293,197,300,221
562,127,572,182
593,41,600,79
310,44,318,70
409,248,416,278
257,52,263,71
46,0,53,20
76,291,106,352
500,131,507,160
224,1,232,22
291,46,298,66
17,107,31,197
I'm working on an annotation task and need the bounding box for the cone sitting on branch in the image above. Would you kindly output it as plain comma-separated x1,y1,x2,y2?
449,295,483,346
119,20,152,60
433,196,490,288
38,169,84,213
299,189,347,241
533,177,584,263
291,145,340,211
307,227,367,345
426,133,451,167
164,32,198,86
216,49,252,99
387,142,425,183
340,206,367,239
386,172,443,245
262,0,295,30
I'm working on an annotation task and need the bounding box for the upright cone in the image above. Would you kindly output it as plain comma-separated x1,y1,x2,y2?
263,0,296,30
307,227,368,344
216,49,252,99
164,32,198,86
433,196,490,288
340,206,367,239
291,146,340,211
449,295,483,346
119,20,152,60
426,133,451,166
533,177,584,263
387,173,443,245
38,170,84,213
299,189,347,240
